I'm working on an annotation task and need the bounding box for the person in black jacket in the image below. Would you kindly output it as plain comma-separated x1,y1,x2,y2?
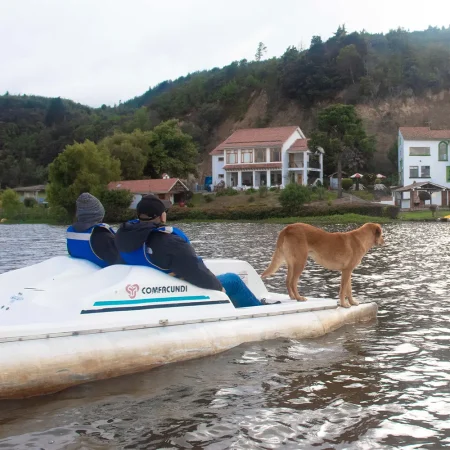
115,195,262,307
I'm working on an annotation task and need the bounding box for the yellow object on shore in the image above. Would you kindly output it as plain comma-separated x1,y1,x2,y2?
0,218,7,223
444,215,450,219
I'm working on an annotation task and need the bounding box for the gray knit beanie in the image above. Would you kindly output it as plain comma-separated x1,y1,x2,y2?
73,193,105,231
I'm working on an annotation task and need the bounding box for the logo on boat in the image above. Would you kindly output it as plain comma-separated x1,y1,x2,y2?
141,285,188,295
126,284,139,299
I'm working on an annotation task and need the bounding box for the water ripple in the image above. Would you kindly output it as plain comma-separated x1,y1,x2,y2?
1,222,450,448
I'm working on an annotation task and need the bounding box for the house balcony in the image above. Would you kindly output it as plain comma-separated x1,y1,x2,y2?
307,160,321,170
288,161,304,169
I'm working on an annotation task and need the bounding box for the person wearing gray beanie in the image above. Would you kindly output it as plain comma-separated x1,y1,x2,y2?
73,193,106,232
66,193,123,267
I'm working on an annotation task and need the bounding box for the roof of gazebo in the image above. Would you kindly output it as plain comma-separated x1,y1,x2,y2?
393,181,448,192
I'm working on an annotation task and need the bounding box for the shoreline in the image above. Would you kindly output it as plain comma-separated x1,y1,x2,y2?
1,212,446,226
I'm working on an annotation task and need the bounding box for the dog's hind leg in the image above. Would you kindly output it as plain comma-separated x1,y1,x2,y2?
286,256,308,302
339,270,352,308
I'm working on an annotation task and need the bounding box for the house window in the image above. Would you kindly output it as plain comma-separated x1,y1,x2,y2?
409,147,430,156
410,166,419,178
439,141,448,161
241,150,253,163
271,148,281,162
421,166,430,177
218,174,224,178
218,157,224,162
242,172,253,186
255,148,266,163
226,150,238,164
230,172,238,186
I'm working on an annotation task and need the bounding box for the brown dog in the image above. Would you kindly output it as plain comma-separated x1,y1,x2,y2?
261,223,385,308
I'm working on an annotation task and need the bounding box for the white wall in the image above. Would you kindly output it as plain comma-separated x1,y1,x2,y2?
212,155,226,186
281,129,304,187
400,136,450,187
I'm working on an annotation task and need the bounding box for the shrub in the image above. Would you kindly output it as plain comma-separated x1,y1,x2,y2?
204,195,214,203
49,205,71,223
279,184,312,210
341,178,353,191
269,186,279,192
248,196,255,203
316,186,327,200
186,201,194,207
23,197,38,208
1,189,21,218
216,187,238,197
245,188,257,195
258,186,268,198
167,203,400,221
96,188,134,223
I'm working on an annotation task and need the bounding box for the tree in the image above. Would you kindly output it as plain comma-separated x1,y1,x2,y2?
100,131,149,179
388,140,398,170
336,44,362,84
145,120,198,178
309,104,375,199
47,140,121,216
255,42,267,61
45,97,66,126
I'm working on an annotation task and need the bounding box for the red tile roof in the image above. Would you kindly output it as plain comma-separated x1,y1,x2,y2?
107,178,188,194
223,163,282,171
399,127,450,140
288,139,309,152
210,126,299,155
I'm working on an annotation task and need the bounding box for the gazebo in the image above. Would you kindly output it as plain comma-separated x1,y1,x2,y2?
393,181,449,210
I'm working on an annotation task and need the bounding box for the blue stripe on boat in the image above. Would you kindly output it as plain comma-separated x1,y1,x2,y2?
81,300,230,314
94,295,210,306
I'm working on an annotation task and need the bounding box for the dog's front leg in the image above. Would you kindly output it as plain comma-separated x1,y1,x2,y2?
345,269,359,306
339,270,352,308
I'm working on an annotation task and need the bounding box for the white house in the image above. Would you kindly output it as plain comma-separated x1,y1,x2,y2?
210,126,324,189
398,127,450,206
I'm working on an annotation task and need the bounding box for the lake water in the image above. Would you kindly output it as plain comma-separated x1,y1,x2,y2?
0,222,450,449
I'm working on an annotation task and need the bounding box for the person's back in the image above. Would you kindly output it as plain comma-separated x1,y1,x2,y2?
115,195,262,308
115,196,223,290
67,193,123,268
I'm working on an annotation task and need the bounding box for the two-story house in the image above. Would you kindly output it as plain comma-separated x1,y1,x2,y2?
210,126,324,189
397,127,450,207
398,127,450,186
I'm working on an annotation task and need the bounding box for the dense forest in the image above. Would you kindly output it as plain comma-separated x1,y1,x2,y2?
2,25,450,188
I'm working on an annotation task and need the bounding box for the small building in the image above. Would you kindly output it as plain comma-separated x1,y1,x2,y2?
210,126,324,189
13,185,47,203
328,172,348,190
393,181,449,209
107,178,190,209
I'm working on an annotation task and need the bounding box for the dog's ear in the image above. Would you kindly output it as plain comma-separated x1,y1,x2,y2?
374,225,382,237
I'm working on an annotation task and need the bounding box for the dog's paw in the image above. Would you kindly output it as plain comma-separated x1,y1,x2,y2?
296,296,307,302
349,298,360,306
340,301,351,308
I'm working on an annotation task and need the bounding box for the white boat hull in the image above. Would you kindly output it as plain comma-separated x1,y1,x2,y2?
0,256,377,399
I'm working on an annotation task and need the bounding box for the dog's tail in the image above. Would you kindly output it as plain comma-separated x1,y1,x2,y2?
261,231,286,278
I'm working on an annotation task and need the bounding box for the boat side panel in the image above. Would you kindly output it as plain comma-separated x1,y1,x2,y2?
0,302,377,399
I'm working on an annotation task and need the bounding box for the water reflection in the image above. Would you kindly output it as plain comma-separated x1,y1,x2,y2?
1,222,450,448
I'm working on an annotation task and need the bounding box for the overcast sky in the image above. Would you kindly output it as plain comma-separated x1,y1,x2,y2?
1,0,450,107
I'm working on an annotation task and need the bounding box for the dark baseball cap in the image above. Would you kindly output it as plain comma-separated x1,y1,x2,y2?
136,194,172,220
